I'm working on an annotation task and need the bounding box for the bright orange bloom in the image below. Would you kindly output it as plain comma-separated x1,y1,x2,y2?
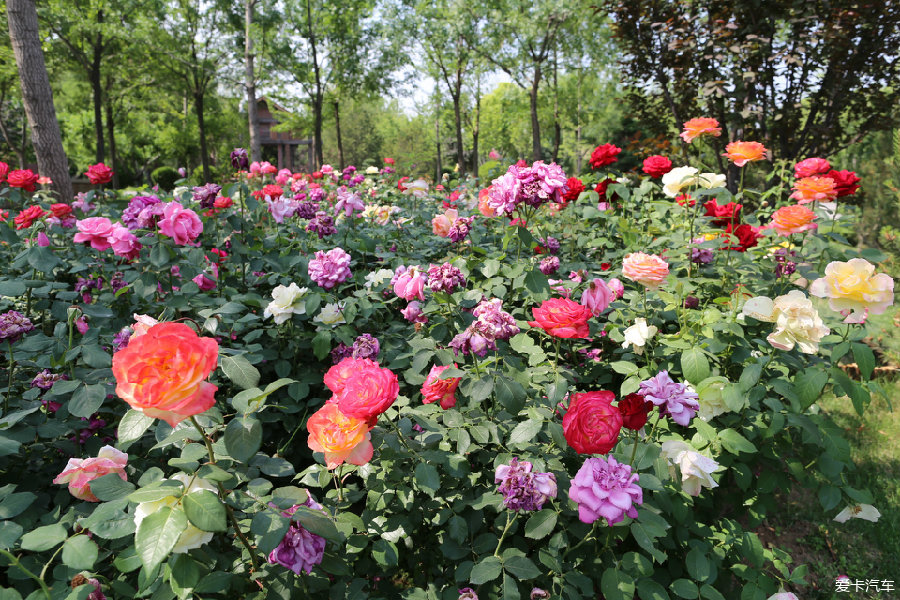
770,204,817,236
306,403,373,470
790,176,837,205
112,322,219,427
680,118,722,143
723,141,768,167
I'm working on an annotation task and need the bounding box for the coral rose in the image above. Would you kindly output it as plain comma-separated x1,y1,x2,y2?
642,155,673,178
528,298,592,339
622,252,669,289
589,143,621,169
794,158,831,179
324,357,379,396
336,362,399,421
306,403,373,470
563,391,623,454
50,203,73,219
809,259,895,323
770,204,817,236
723,141,768,166
112,322,219,427
13,205,45,229
422,364,461,410
73,217,115,249
478,187,497,217
158,201,203,246
53,445,128,502
790,176,837,204
680,117,721,143
7,169,39,191
85,162,113,185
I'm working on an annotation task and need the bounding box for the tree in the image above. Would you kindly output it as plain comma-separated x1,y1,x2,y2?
0,5,29,167
6,0,72,199
608,0,900,163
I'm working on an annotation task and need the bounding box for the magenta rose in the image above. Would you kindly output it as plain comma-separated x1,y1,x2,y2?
158,201,203,246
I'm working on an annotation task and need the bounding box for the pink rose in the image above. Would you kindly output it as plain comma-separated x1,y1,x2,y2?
53,445,128,502
73,217,115,250
108,223,142,259
158,201,203,246
794,157,831,179
608,278,625,299
193,263,218,291
393,266,426,301
422,364,461,409
401,300,427,323
581,278,614,316
276,169,292,185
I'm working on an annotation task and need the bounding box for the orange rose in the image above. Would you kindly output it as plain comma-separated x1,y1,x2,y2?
790,176,837,205
528,298,592,339
723,141,768,167
680,118,721,143
770,204,817,236
622,252,669,289
478,187,497,217
307,403,373,470
112,322,219,427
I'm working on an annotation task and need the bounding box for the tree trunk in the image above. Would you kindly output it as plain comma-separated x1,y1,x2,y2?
245,0,261,162
7,0,72,200
529,64,542,162
471,78,480,176
194,91,210,181
90,10,104,163
575,69,582,174
306,0,323,167
105,92,118,188
452,91,465,177
333,99,344,170
551,49,560,163
435,105,442,182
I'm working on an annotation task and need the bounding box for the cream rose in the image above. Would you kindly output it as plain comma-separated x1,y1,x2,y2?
767,290,829,354
263,283,309,325
133,473,217,554
622,318,658,355
661,166,699,198
660,440,721,497
809,258,894,323
314,302,346,326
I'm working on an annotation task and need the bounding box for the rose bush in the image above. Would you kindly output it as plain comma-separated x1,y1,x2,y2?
0,123,892,600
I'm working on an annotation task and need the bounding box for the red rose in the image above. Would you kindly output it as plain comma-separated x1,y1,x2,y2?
826,169,860,197
589,143,622,169
384,157,395,165
85,163,113,185
676,194,696,207
704,199,742,227
0,161,8,182
722,223,760,252
14,205,46,229
214,196,233,209
337,362,399,422
7,169,39,192
594,178,619,201
262,184,283,199
600,263,611,271
562,177,585,205
311,171,323,180
528,298,592,339
562,391,623,454
515,159,528,168
397,176,409,191
618,393,653,430
642,155,673,178
50,203,72,219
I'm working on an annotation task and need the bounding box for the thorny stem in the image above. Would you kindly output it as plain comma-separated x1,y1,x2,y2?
493,512,517,557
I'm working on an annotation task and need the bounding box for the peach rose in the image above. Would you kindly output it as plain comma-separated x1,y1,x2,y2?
112,322,219,427
431,208,458,237
422,364,461,409
528,298,593,339
770,204,817,236
53,445,128,502
723,141,768,167
478,187,497,217
790,176,837,205
307,403,373,470
809,259,895,323
131,314,160,337
680,117,722,143
622,252,669,289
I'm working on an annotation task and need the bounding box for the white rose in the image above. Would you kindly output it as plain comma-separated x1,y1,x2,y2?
365,269,395,289
314,302,346,326
741,296,776,322
622,318,658,355
695,376,731,421
767,290,829,354
133,473,217,554
833,503,881,523
660,440,721,497
365,166,379,174
698,172,727,189
403,179,429,198
263,282,308,325
767,592,799,600
661,166,699,198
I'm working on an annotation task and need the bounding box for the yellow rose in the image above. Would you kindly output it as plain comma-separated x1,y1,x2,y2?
809,258,894,323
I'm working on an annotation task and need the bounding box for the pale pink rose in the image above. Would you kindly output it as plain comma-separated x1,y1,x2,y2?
260,161,277,174
249,161,262,175
158,202,203,246
275,169,292,185
622,253,669,289
608,278,625,299
73,217,115,250
431,208,458,237
108,223,142,259
53,445,128,502
581,278,614,316
131,314,160,337
321,164,334,174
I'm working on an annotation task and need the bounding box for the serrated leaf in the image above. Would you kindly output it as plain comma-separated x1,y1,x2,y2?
69,383,106,418
508,420,542,446
220,355,260,390
118,409,154,446
135,506,187,572
681,349,710,383
470,556,503,584
671,579,698,599
503,555,541,580
524,510,557,539
62,535,98,570
183,490,226,532
20,524,66,552
851,342,875,380
224,416,262,462
89,473,136,502
414,462,440,496
795,369,828,409
718,428,756,454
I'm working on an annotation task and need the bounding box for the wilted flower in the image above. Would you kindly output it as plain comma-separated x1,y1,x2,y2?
539,255,560,275
833,503,881,523
351,334,380,360
307,211,337,238
427,263,466,294
660,440,720,496
447,216,473,243
231,148,249,170
0,310,34,343
309,248,352,290
495,458,557,512
192,183,221,209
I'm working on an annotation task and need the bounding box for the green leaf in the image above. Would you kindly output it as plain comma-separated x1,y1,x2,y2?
220,355,260,390
232,378,295,414
0,492,36,519
127,480,184,503
795,369,828,409
524,510,557,539
508,420,542,446
686,548,711,582
372,539,398,567
135,506,187,572
718,429,756,454
671,579,698,599
851,342,875,380
183,490,227,532
224,416,262,462
610,361,639,375
700,584,727,600
0,521,23,548
681,349,710,384
470,556,503,584
636,579,670,600
293,507,343,543
831,368,870,415
503,555,541,580
89,473,136,502
312,331,332,361
69,383,106,418
601,569,636,600
118,409,154,447
81,344,111,368
818,485,841,511
495,377,526,414
61,535,98,570
20,524,67,552
739,362,762,391
414,463,440,496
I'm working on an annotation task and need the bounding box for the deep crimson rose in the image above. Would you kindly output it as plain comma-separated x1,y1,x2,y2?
14,205,45,229
50,203,72,219
85,163,113,185
704,199,742,227
642,155,673,178
0,161,8,182
311,171,323,180
563,391,623,454
723,223,760,252
826,169,860,197
618,393,653,430
7,169,39,192
589,144,621,169
594,178,618,201
528,298,592,339
562,177,585,205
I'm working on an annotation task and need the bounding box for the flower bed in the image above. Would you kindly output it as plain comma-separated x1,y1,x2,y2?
0,128,891,600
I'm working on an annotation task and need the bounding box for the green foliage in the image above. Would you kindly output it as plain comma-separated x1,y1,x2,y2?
151,166,180,191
